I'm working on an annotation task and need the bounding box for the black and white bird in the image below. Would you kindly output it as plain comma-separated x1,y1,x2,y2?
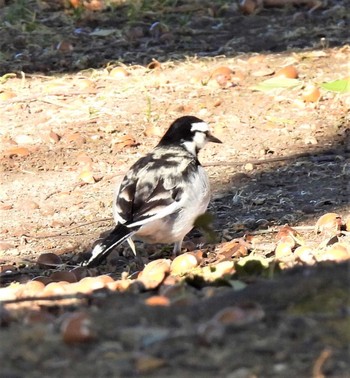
85,115,222,267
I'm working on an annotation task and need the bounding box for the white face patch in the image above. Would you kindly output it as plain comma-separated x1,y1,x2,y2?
193,130,207,148
183,131,207,156
190,122,209,133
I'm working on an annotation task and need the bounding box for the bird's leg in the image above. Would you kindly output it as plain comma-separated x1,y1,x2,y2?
173,240,183,256
127,237,137,255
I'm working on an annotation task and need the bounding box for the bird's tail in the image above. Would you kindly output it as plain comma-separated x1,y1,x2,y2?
84,224,134,267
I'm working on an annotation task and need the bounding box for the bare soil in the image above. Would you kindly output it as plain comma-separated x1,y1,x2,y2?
0,1,350,377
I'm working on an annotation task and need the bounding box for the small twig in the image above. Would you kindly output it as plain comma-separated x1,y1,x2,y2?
247,228,280,235
22,218,113,240
312,348,332,378
204,152,346,168
290,226,316,231
0,292,90,304
0,92,97,108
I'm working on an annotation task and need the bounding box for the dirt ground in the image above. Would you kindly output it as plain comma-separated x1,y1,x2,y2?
0,0,350,377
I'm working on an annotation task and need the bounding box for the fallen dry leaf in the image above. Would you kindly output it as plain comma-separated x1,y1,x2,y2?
144,295,170,306
170,252,199,275
109,66,130,78
317,242,350,263
3,147,31,157
212,303,265,326
315,213,342,234
50,271,78,283
275,239,294,260
37,252,62,268
56,40,74,52
111,134,138,150
147,59,161,70
0,242,15,251
18,280,45,298
294,246,316,265
138,259,171,290
144,124,163,137
0,90,16,101
211,66,232,81
302,85,321,102
239,0,259,14
61,312,96,344
275,65,298,79
74,78,96,90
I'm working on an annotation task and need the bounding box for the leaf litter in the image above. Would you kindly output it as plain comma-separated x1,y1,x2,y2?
0,0,350,377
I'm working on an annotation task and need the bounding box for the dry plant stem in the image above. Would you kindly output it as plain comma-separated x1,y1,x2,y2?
204,153,347,168
0,92,97,108
22,218,113,239
245,225,315,236
0,293,90,305
312,348,332,378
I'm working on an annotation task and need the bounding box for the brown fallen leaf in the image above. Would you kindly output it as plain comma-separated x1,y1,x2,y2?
83,0,105,11
18,280,45,298
42,281,69,296
138,259,171,290
275,238,294,260
50,271,78,283
275,65,298,79
61,312,96,344
135,354,166,374
37,252,62,268
0,203,13,210
302,85,321,103
217,240,249,261
56,40,74,53
3,147,31,157
239,0,260,14
144,295,170,306
48,130,61,144
111,134,138,150
170,252,199,275
62,133,86,147
147,59,162,70
212,303,265,326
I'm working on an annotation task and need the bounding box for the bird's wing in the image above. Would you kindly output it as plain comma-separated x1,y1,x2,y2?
115,151,198,228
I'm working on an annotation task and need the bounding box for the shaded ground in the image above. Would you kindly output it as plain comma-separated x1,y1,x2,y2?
0,1,350,377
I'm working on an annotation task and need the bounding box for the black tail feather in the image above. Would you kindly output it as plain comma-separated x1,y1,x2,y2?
85,224,134,267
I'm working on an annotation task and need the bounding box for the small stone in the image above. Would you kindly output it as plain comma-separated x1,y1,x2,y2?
244,163,254,171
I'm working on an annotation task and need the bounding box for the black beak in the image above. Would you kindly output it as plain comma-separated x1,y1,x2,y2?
207,132,222,144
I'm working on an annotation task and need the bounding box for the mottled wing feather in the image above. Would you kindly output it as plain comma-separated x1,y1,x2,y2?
115,150,198,227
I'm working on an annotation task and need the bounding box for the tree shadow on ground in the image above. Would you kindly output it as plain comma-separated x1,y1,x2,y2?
211,127,350,235
0,0,349,74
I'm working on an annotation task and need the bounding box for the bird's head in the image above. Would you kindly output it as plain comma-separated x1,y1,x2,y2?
158,116,222,155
